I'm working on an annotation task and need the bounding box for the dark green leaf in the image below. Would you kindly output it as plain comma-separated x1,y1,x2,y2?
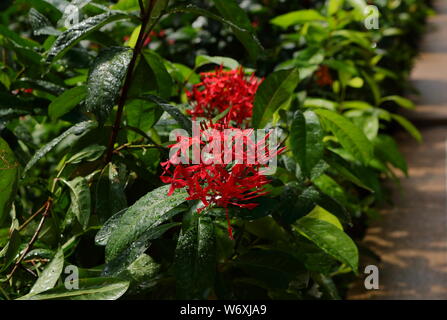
141,95,192,135
61,177,91,230
105,185,188,262
29,247,64,295
18,278,129,300
211,0,263,60
252,68,300,129
94,163,127,224
48,86,87,121
174,211,215,299
46,11,131,63
314,109,373,164
290,110,324,177
142,50,173,99
294,217,358,273
85,47,133,124
23,121,97,177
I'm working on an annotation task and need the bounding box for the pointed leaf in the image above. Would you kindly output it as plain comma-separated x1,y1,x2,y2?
174,212,215,299
19,278,129,300
294,217,358,273
23,121,97,177
105,185,188,262
253,68,300,129
85,47,133,124
29,247,64,295
290,110,324,177
46,11,131,63
314,109,373,164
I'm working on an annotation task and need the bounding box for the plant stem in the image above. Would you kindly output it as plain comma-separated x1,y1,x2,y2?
105,0,158,163
7,198,52,281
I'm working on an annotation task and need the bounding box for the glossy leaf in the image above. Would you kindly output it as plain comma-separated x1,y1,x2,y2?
141,95,192,135
104,185,188,262
252,68,300,129
174,211,215,299
294,217,358,273
29,247,64,295
23,121,97,177
19,278,129,300
94,163,127,224
46,11,131,63
314,109,373,164
61,177,91,230
85,47,133,124
290,110,324,178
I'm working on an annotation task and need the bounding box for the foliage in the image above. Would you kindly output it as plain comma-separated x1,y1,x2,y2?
0,0,431,300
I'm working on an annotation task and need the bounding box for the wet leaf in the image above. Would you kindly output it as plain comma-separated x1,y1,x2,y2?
46,11,131,63
104,185,188,262
85,47,133,124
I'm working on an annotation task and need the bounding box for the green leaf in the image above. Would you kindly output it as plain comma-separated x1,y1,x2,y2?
48,86,87,121
125,99,163,142
252,68,300,129
94,163,127,224
280,185,320,225
169,4,263,60
391,114,422,142
195,55,240,70
0,138,19,223
142,50,173,99
235,249,306,290
312,273,341,300
328,0,345,16
381,95,415,109
0,229,21,272
0,25,40,48
18,278,129,300
85,47,133,124
211,0,263,60
105,185,188,262
61,177,91,230
103,222,180,276
271,10,327,29
174,211,215,299
294,217,358,273
23,121,97,177
29,247,64,295
373,134,408,175
303,98,338,111
45,11,131,63
141,95,192,135
290,110,324,177
95,208,127,246
314,109,373,164
66,144,106,164
307,206,343,230
112,0,140,11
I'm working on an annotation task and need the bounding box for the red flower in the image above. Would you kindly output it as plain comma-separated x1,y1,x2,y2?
315,65,333,87
186,67,263,126
160,121,284,239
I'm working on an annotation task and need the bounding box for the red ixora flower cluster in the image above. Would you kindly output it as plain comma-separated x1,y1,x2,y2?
186,67,263,126
160,121,284,239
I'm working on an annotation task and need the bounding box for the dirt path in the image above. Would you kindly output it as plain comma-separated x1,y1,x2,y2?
348,0,447,299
